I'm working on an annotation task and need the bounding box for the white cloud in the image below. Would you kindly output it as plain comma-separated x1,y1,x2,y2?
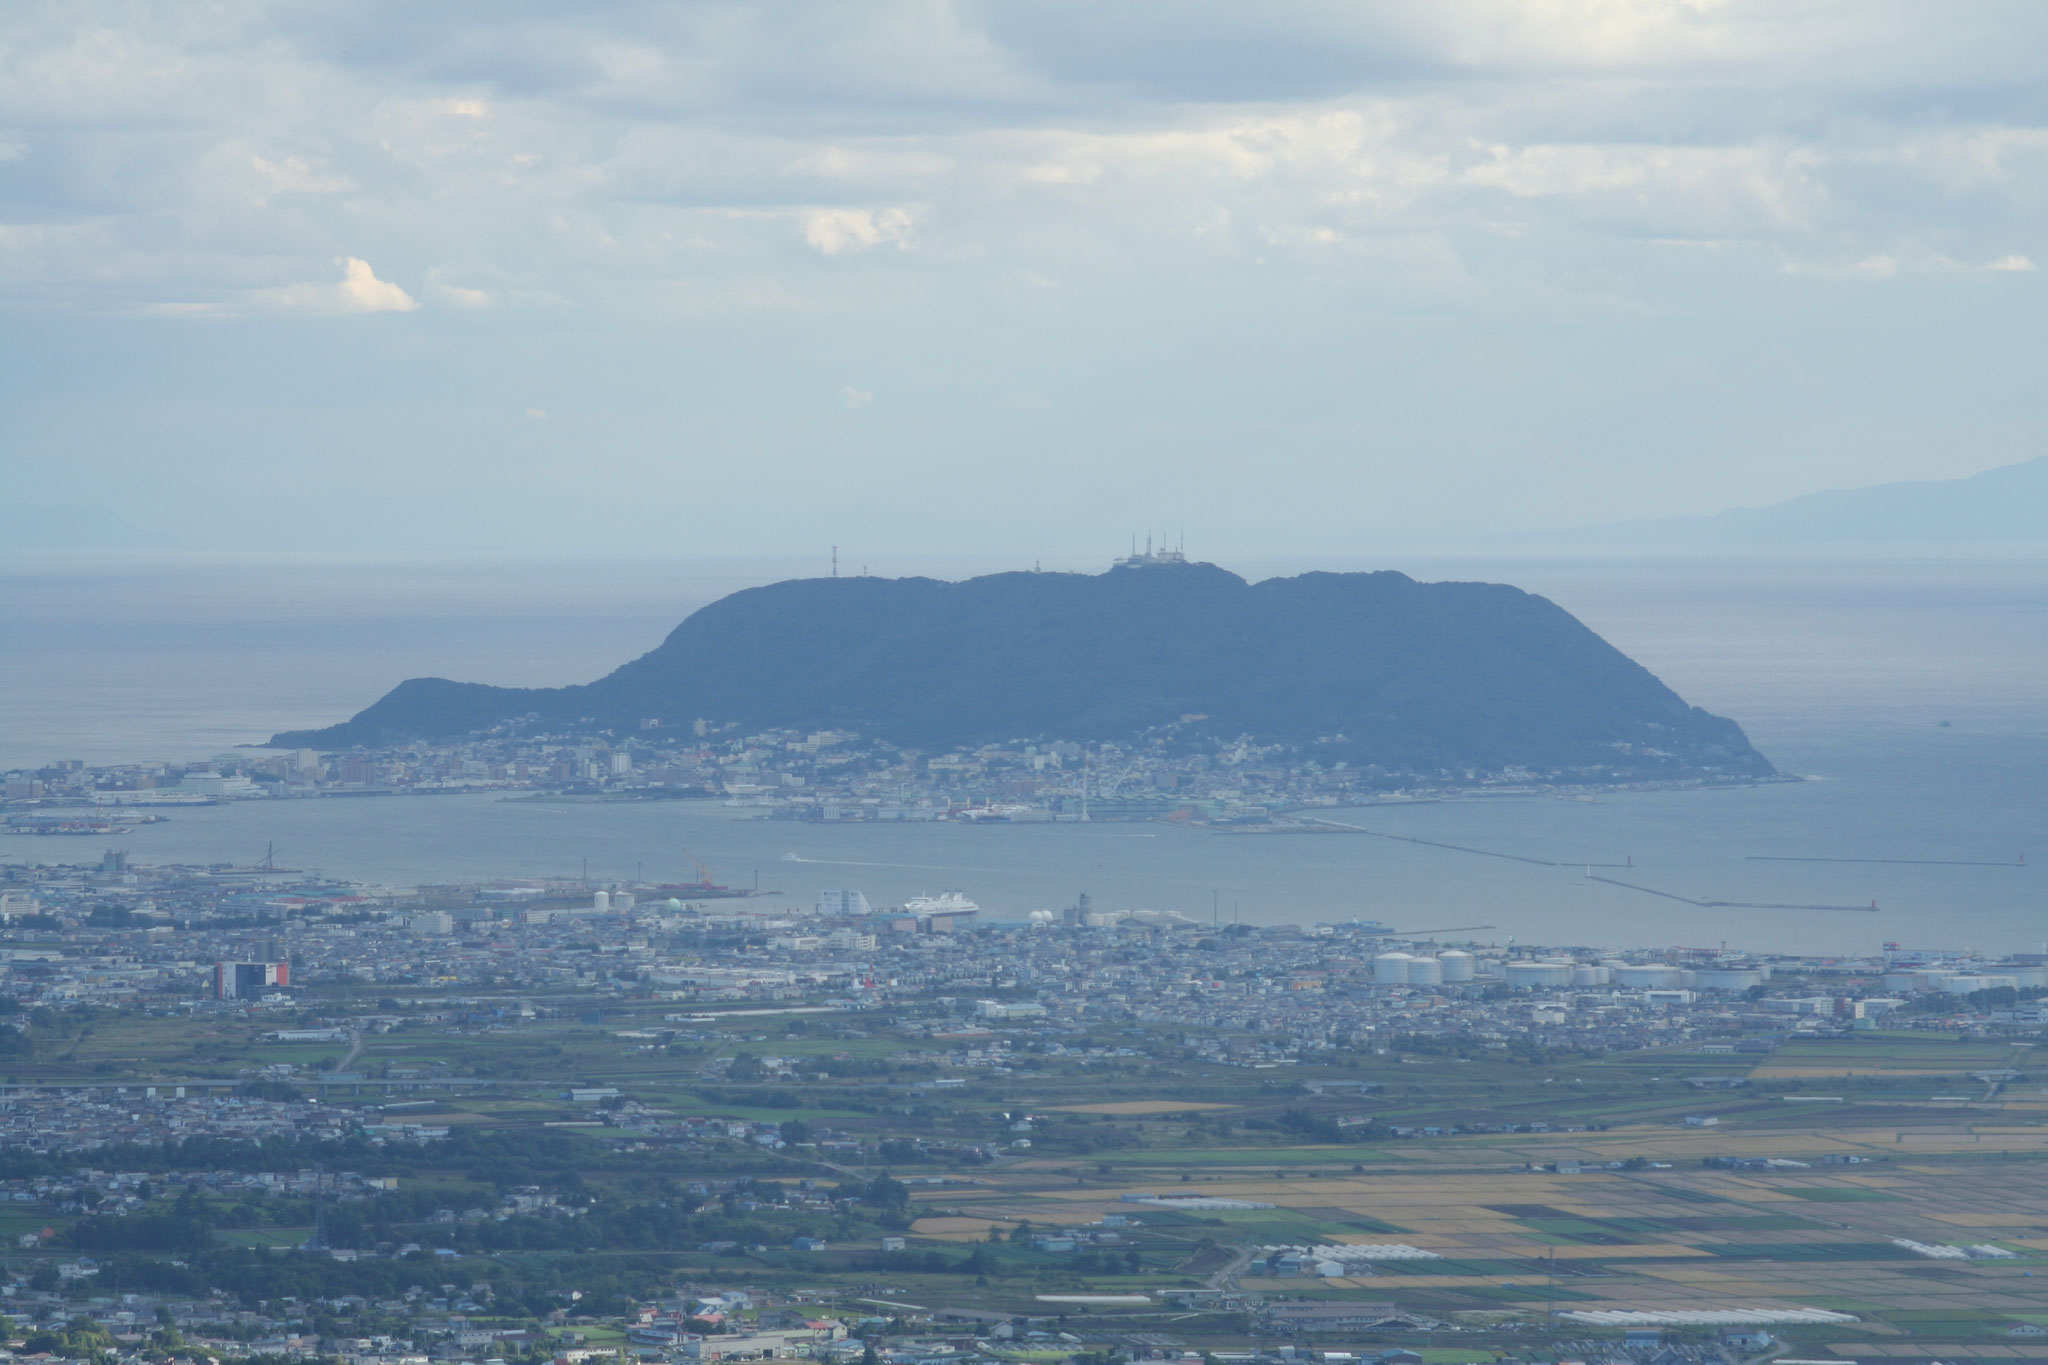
803,207,915,255
842,385,873,408
525,407,548,421
250,154,352,197
433,280,492,307
785,145,953,182
1988,253,2037,272
256,258,419,315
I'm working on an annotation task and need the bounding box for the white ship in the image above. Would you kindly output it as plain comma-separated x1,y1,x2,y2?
902,891,978,915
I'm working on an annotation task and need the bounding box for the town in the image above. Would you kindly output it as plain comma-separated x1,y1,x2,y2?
0,852,2044,1365
2,715,1777,836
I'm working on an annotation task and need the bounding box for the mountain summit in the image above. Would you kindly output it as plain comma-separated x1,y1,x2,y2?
271,561,1772,781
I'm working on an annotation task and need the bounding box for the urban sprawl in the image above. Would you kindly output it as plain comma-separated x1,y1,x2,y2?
2,716,1767,836
0,825,2044,1365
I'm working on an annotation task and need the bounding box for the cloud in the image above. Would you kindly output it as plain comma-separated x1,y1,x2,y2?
1,3,2043,311
803,207,915,255
4,0,2048,552
250,154,353,197
432,279,492,307
525,407,548,421
256,258,419,315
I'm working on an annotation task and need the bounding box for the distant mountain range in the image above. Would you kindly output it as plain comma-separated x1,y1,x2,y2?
1583,455,2048,545
272,561,1773,781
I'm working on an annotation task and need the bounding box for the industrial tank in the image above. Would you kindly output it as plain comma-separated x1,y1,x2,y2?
1504,960,1573,989
1438,949,1476,983
1373,952,1414,985
1406,956,1444,987
1688,967,1762,991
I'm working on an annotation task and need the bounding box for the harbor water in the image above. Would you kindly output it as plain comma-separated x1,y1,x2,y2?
2,554,2043,955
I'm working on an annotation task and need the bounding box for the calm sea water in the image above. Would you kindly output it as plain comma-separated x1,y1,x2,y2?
2,553,2043,955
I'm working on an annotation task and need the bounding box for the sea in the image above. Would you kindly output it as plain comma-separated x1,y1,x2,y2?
2,553,2043,957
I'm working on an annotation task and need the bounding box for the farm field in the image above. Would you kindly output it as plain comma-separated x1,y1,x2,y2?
923,1153,2048,1321
11,973,2048,1362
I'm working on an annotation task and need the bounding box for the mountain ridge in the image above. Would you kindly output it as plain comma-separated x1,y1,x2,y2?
271,561,1773,781
1579,455,2048,545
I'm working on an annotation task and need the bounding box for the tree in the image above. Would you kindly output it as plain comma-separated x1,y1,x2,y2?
861,1174,908,1212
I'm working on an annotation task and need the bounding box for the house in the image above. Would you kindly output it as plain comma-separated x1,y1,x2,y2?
680,1330,828,1361
1263,1302,1410,1334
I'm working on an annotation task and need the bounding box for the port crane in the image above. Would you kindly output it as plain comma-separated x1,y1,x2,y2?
680,847,714,887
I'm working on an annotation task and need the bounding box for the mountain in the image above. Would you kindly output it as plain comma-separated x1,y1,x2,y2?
1586,455,2048,545
272,561,1772,779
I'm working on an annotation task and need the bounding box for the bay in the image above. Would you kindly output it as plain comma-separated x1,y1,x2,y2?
2,553,2043,956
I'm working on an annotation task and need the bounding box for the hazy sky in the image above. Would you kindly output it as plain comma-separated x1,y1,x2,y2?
4,2,2045,557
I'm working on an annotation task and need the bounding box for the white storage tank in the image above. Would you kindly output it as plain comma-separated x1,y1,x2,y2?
1612,963,1682,989
1689,967,1763,991
1373,952,1414,985
1505,960,1573,989
1438,949,1476,982
593,890,610,912
1406,956,1444,987
1571,963,1611,987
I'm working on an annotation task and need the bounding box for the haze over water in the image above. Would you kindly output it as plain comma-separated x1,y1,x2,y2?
2,554,2043,957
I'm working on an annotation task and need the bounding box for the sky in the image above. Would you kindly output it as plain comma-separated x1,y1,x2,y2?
3,1,2046,558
